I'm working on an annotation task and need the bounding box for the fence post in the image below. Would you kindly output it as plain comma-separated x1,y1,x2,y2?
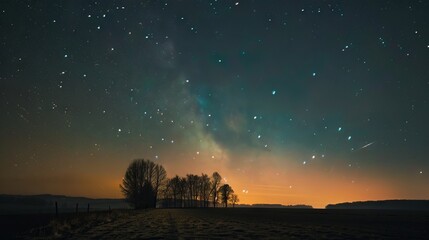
55,201,58,217
76,203,79,214
87,203,90,213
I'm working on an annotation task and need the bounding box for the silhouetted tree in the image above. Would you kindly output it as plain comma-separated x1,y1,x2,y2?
152,164,167,207
186,174,200,207
162,179,172,207
219,184,234,208
178,177,186,207
168,175,181,207
141,181,156,208
120,159,166,209
230,194,239,208
199,174,211,207
211,172,222,208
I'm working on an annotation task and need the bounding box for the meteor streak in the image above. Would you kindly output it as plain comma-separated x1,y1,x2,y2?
360,142,375,149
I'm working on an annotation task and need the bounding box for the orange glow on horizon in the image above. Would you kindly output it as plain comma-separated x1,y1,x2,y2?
1,149,428,209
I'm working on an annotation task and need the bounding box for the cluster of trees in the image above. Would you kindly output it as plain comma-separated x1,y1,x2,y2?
162,172,239,208
120,159,239,209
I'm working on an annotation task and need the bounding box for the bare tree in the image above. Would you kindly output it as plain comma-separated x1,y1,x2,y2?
211,172,222,208
120,159,153,209
152,164,167,207
193,175,201,207
219,184,234,208
230,194,239,208
200,174,211,207
162,179,173,207
179,177,187,207
186,174,200,207
120,159,166,209
168,175,181,207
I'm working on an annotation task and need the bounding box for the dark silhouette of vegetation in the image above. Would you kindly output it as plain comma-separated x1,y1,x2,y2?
219,184,234,208
326,200,429,210
230,194,239,208
211,172,222,208
120,159,166,209
152,163,167,206
120,158,238,209
161,173,225,208
161,173,238,208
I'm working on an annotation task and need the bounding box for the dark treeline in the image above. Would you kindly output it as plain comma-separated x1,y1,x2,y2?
326,200,429,210
120,159,239,209
161,172,238,208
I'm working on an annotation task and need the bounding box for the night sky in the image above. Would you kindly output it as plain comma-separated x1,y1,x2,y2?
1,1,428,208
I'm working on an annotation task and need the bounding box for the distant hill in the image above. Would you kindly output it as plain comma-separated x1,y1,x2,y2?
326,200,429,210
237,203,313,209
0,194,130,214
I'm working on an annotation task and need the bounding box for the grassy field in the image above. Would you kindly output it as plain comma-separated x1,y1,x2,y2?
4,208,429,239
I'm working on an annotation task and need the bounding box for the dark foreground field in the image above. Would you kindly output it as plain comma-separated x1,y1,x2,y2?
3,208,429,239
